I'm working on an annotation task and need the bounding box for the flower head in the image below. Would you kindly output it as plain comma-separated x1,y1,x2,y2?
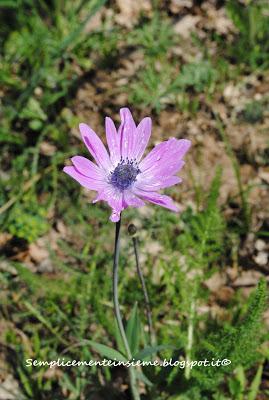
63,108,191,222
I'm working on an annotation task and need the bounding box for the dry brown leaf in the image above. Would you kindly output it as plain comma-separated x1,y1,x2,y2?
29,241,49,263
115,0,151,28
0,375,20,400
174,15,201,38
216,286,235,303
259,167,269,184
203,6,235,35
204,272,227,292
170,0,192,13
84,8,103,33
0,261,17,276
39,141,57,156
0,233,12,247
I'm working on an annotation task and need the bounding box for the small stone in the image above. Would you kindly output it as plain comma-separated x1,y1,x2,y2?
233,270,263,287
254,251,268,266
37,259,54,273
255,239,266,251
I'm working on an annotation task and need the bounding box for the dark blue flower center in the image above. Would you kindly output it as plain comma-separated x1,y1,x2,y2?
110,159,140,191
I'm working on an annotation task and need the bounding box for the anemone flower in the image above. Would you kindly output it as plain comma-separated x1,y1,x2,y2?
63,108,191,399
63,108,191,222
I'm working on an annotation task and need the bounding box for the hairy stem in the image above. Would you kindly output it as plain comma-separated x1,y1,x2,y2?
113,218,140,400
132,236,155,347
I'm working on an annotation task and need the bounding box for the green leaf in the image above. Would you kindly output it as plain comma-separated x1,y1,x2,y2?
114,319,126,356
0,1,18,7
20,97,47,121
29,119,43,131
231,365,246,400
135,370,153,387
126,302,140,355
85,340,127,362
134,345,175,361
17,366,33,397
24,301,66,345
248,363,263,400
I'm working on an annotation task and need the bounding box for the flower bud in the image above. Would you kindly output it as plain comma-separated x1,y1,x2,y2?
128,224,137,236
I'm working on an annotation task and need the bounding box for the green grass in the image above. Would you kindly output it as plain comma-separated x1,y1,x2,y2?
226,0,269,69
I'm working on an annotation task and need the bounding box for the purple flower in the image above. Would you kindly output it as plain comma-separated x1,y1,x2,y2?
63,108,191,222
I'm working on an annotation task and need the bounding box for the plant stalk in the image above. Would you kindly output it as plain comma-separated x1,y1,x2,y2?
113,218,140,400
132,236,155,347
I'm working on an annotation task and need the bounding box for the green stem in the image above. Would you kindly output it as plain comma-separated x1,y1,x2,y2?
113,217,140,400
132,236,155,347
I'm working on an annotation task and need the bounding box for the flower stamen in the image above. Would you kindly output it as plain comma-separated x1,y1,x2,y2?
110,159,140,191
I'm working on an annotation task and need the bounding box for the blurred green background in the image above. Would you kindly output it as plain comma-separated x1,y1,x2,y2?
0,1,269,399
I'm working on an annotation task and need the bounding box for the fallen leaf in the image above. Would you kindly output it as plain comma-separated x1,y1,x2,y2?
0,375,20,400
39,141,57,156
216,286,235,303
29,241,49,263
174,15,200,38
204,272,227,292
115,0,152,28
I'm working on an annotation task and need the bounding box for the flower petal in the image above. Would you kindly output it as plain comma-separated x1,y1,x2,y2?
110,210,121,222
79,123,111,170
71,156,105,180
140,138,191,174
132,117,152,162
133,188,179,212
118,108,136,159
105,117,121,165
123,190,145,208
63,166,104,190
158,176,182,189
93,184,124,222
135,175,182,191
